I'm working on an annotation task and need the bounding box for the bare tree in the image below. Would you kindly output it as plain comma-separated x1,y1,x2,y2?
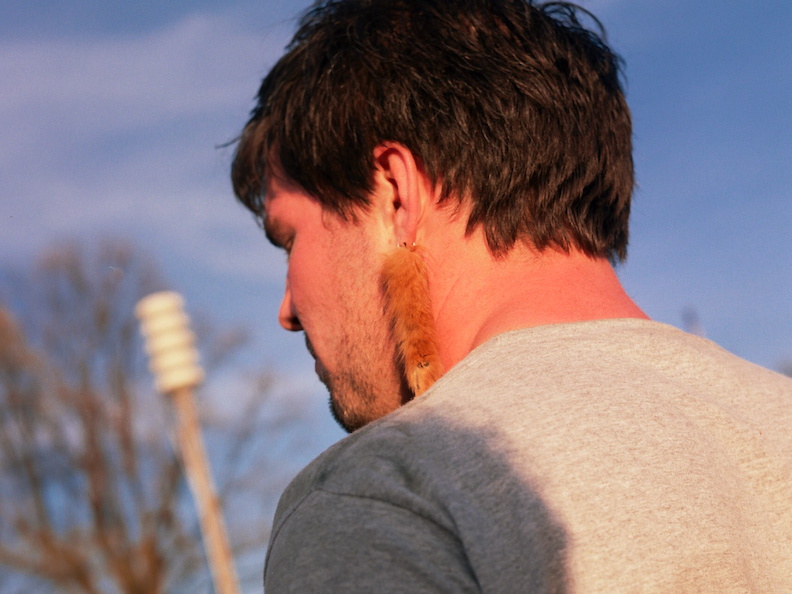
0,241,300,593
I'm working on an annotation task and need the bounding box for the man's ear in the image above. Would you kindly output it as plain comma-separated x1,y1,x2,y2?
371,143,431,246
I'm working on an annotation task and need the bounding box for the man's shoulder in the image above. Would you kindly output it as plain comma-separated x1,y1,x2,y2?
267,320,792,591
273,394,458,524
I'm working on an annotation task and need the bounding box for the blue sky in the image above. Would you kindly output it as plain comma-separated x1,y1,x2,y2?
2,0,791,452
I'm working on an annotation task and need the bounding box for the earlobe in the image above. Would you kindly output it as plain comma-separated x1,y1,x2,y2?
372,143,430,245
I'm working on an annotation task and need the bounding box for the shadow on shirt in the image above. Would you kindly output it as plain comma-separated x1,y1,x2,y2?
264,408,569,593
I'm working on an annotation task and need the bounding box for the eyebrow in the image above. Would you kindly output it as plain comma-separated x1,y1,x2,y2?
263,213,289,250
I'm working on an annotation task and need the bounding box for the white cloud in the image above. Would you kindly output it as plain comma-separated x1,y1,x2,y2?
0,13,288,141
0,12,293,282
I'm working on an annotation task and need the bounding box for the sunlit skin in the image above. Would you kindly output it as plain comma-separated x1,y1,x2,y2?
263,170,410,432
263,144,649,432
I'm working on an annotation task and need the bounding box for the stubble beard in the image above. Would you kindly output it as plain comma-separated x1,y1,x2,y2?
325,371,376,433
313,238,413,432
318,334,411,433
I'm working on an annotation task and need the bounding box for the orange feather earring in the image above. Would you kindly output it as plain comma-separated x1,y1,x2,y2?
381,244,443,396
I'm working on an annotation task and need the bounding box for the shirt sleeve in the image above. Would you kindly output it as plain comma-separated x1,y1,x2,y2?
264,489,481,593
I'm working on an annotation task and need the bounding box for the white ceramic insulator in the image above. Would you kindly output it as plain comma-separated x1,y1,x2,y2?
136,291,205,393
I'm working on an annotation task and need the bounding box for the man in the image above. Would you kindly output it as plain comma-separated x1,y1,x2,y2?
231,0,792,591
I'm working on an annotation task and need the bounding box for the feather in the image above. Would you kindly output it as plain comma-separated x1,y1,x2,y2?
381,245,443,395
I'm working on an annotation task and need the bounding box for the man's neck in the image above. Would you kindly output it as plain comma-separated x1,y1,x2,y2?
423,232,648,371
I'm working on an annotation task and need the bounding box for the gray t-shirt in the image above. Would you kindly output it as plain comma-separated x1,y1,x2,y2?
264,320,792,592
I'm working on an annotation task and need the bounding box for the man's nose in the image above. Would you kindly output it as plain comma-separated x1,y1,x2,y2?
278,283,303,331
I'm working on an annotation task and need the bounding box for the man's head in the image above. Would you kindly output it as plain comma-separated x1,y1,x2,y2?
233,0,633,261
260,169,413,432
232,0,635,431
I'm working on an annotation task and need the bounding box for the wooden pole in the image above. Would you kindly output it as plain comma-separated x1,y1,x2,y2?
170,386,239,594
136,291,239,594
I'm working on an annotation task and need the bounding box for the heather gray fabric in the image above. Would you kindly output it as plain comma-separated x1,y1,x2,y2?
264,319,792,593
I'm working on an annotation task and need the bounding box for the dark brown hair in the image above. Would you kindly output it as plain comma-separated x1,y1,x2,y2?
232,0,633,261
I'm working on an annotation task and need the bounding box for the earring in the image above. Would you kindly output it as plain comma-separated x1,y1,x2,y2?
381,243,443,396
